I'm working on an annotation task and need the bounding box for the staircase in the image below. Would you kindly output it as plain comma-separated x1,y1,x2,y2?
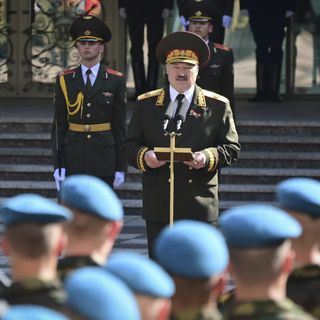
0,116,320,269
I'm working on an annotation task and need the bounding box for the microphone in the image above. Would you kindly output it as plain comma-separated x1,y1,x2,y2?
176,114,185,131
163,115,171,132
175,99,188,131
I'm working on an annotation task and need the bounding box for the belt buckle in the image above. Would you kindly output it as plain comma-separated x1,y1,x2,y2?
84,124,90,132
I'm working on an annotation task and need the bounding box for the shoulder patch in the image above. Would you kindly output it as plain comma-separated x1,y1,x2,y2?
202,89,229,104
106,68,124,77
214,43,232,51
138,89,163,101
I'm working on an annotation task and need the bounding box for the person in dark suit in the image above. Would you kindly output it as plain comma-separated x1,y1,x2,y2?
52,15,126,191
183,0,235,114
277,178,320,319
124,31,240,258
0,194,80,319
177,0,234,44
118,0,174,99
240,0,298,102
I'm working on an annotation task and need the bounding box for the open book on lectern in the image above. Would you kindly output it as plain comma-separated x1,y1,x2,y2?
154,147,193,162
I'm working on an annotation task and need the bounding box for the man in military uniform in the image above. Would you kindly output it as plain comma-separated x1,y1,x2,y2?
124,31,240,257
240,0,298,102
183,0,235,114
52,15,126,191
219,204,316,320
106,252,175,320
57,174,124,280
177,0,234,44
0,194,81,319
277,178,320,319
154,220,229,320
118,0,174,99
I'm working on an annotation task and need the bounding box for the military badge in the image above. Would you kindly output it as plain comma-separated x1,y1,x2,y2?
102,91,114,97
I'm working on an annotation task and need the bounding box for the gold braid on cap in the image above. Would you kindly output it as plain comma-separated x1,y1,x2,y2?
166,49,199,64
59,75,84,118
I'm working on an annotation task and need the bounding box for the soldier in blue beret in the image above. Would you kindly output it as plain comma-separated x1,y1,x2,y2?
2,305,70,320
105,251,175,320
219,204,316,320
154,220,229,320
65,266,140,320
57,175,124,279
0,194,80,318
277,178,320,319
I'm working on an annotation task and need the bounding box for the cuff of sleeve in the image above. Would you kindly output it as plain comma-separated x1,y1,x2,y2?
136,147,149,172
203,148,219,172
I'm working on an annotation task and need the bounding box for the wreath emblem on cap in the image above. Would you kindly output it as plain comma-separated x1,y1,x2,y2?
84,30,91,35
195,11,202,16
84,16,92,20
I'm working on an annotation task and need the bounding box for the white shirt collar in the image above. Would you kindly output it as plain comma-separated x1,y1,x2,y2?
169,85,195,104
81,62,100,79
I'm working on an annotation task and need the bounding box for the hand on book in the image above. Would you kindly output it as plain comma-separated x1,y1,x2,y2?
183,151,206,170
145,150,166,168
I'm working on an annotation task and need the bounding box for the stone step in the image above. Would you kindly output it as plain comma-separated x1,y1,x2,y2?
0,118,52,133
0,133,50,148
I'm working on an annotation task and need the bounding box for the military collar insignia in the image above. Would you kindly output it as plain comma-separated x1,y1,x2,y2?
197,89,207,107
156,89,165,106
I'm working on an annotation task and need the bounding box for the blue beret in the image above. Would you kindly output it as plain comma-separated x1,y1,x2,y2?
106,252,175,298
0,194,72,226
65,266,140,320
60,175,123,221
277,178,320,217
220,204,302,248
3,305,69,320
154,220,229,278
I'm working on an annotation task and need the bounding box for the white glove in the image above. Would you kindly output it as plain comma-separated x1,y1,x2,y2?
162,8,171,19
53,168,66,191
119,7,126,19
285,10,294,18
240,9,249,17
113,171,125,188
222,15,232,28
180,15,190,28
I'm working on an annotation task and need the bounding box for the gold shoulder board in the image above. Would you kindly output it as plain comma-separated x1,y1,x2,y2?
138,89,163,101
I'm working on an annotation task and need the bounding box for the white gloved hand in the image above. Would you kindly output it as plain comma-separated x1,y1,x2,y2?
180,15,190,28
240,9,249,17
162,8,171,19
222,15,232,28
113,171,125,188
119,7,126,19
53,168,66,191
285,10,294,18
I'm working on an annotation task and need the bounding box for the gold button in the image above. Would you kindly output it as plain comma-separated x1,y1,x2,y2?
189,167,192,170
86,114,91,118
107,101,110,104
188,179,193,184
87,134,91,139
84,124,90,132
87,102,91,107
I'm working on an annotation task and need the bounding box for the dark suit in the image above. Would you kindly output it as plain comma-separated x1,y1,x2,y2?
178,0,235,44
52,65,126,183
197,41,234,113
118,0,174,96
124,86,240,253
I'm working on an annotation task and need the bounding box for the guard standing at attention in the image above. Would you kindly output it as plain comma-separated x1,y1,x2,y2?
52,15,127,190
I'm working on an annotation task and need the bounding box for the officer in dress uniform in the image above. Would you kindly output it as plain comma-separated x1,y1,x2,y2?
182,0,235,114
0,194,81,319
124,31,240,258
219,204,316,320
57,174,124,280
52,15,126,191
277,178,320,319
177,0,234,44
154,220,229,320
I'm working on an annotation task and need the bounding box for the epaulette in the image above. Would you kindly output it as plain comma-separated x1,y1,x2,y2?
138,89,163,101
202,89,229,104
214,43,232,51
106,68,124,77
60,69,76,76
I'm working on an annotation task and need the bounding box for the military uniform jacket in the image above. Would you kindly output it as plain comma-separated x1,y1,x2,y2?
197,41,234,112
124,86,240,223
52,65,127,177
171,306,223,320
225,298,316,319
287,264,320,319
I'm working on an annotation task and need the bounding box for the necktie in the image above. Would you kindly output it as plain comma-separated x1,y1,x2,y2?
85,69,92,93
175,94,185,118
